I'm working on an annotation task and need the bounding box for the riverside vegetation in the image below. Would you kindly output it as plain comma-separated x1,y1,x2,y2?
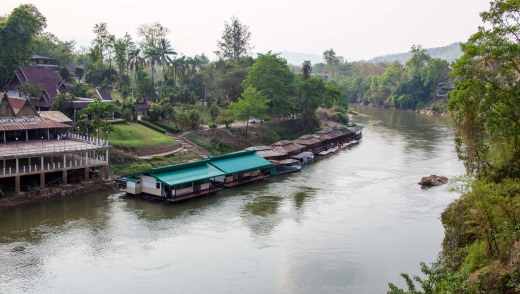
388,1,520,293
2,2,519,292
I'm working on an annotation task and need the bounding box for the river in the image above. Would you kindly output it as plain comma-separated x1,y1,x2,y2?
0,105,466,294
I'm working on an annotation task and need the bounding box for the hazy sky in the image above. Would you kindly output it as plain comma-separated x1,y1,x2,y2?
3,0,490,61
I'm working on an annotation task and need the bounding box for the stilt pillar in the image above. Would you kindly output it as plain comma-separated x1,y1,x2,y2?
63,170,68,185
84,167,89,181
15,176,20,194
40,172,45,188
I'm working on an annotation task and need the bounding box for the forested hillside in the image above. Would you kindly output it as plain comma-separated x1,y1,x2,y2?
370,43,463,64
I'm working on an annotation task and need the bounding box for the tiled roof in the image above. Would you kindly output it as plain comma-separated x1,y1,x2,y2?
7,97,26,114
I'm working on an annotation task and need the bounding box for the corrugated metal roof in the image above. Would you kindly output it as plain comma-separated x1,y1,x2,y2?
294,134,321,146
246,146,287,159
39,111,73,123
209,150,272,174
0,117,72,131
152,163,225,187
270,140,305,154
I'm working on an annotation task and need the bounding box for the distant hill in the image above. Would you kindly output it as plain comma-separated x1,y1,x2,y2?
278,51,323,66
368,43,462,64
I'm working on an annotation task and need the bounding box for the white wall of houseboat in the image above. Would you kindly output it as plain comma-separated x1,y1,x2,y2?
141,175,162,196
126,179,142,195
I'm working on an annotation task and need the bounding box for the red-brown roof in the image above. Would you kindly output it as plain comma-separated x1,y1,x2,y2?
7,68,70,108
294,134,321,146
270,140,305,154
7,97,26,114
134,103,151,111
93,89,113,101
0,117,73,131
246,146,287,159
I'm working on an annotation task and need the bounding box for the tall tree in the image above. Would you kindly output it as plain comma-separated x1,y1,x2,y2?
157,38,176,75
92,23,115,70
449,0,520,174
323,48,339,79
242,52,295,118
215,16,252,60
0,4,46,86
227,86,269,137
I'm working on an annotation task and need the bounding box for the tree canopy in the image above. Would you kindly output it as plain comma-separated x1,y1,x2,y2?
0,4,46,86
215,16,252,61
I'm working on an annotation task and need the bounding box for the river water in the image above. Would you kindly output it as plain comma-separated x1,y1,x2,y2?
0,105,465,294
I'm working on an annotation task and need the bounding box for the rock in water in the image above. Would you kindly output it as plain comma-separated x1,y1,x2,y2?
418,175,448,186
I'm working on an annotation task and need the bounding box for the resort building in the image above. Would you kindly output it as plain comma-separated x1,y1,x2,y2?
0,93,110,194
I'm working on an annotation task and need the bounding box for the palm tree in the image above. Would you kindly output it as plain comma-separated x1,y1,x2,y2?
128,48,144,101
143,46,162,86
167,56,187,85
302,60,312,80
157,38,176,76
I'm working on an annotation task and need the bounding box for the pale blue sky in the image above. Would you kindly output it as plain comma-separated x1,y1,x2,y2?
3,0,490,61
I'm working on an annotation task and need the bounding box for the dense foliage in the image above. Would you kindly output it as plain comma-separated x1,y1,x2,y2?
389,1,520,292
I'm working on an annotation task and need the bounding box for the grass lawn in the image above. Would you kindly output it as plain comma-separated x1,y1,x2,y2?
111,153,201,175
108,123,177,152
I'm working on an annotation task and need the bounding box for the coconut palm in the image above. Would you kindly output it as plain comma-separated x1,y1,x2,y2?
157,38,176,75
143,46,162,86
128,48,144,100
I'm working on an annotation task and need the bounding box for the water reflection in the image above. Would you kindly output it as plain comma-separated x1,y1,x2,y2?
242,195,282,236
352,105,453,156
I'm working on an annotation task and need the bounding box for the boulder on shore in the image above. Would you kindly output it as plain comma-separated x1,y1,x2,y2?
418,175,448,186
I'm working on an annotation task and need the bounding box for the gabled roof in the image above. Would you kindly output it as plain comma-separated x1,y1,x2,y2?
7,97,38,117
0,93,16,118
134,103,151,111
208,150,272,174
92,89,113,101
5,68,70,108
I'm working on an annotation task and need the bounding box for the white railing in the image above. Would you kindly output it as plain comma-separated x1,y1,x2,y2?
0,135,109,158
0,157,107,176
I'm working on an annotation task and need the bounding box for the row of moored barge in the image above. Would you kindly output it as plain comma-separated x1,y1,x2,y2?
118,124,363,203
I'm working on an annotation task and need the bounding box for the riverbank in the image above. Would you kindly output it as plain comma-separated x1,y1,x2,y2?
0,180,115,211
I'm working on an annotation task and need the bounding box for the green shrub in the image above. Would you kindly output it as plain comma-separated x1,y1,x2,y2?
155,122,181,133
209,122,217,130
221,117,234,128
137,120,166,134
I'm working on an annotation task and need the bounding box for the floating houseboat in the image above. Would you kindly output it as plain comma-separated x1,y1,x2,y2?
120,150,273,202
208,150,272,187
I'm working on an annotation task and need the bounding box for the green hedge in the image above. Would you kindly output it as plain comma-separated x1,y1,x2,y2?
105,118,126,125
137,120,167,134
154,121,181,133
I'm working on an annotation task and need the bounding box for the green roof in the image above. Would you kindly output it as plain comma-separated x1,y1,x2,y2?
152,163,225,187
209,150,272,175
